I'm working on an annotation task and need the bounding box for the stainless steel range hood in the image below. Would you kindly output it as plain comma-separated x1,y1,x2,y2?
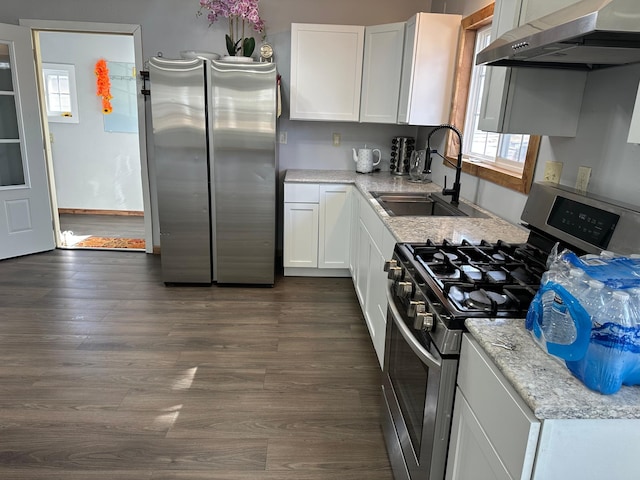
476,0,640,70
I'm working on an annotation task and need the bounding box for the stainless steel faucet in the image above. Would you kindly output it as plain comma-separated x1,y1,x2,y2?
426,124,463,205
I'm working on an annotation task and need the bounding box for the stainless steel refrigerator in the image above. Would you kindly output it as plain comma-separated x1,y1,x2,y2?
149,57,277,285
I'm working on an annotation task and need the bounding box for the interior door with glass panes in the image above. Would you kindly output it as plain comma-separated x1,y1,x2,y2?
0,23,54,260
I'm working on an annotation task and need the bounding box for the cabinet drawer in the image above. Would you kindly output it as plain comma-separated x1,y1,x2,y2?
284,183,320,203
458,334,540,480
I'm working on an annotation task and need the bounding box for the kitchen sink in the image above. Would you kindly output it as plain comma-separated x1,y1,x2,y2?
370,191,488,218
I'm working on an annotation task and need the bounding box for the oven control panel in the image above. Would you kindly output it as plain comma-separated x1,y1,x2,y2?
522,182,640,255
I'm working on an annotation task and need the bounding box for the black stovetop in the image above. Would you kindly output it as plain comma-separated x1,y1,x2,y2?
398,239,547,323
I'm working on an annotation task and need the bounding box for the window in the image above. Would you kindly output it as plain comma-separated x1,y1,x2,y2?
42,63,79,124
445,4,540,194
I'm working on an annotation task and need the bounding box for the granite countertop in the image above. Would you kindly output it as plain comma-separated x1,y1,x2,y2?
284,169,529,245
466,318,640,420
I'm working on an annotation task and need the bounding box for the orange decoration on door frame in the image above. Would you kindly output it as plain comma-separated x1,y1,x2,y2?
94,59,113,114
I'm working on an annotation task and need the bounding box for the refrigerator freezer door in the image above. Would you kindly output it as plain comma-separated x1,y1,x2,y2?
149,57,212,283
210,60,277,285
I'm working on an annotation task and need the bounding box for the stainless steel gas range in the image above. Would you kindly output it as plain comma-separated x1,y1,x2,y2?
380,182,640,480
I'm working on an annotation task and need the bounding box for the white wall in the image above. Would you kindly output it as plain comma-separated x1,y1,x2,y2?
40,31,143,211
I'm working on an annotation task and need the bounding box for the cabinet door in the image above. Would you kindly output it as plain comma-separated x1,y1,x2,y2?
477,0,521,133
396,15,417,124
478,0,586,136
355,217,371,307
349,188,360,277
455,335,540,480
318,185,351,269
446,389,513,480
360,22,405,124
397,13,461,126
283,203,319,268
366,237,387,368
290,23,364,121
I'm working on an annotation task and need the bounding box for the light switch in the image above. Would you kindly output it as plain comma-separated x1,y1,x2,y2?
333,133,341,146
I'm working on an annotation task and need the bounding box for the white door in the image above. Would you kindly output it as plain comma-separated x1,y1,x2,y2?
0,23,54,260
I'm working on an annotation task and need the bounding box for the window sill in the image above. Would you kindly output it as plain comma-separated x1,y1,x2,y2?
443,151,536,195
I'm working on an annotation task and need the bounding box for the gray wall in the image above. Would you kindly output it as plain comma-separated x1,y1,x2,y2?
428,0,640,224
5,0,638,234
1,0,432,174
1,0,433,247
40,31,143,211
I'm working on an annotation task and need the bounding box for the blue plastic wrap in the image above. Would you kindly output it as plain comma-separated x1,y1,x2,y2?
526,248,640,394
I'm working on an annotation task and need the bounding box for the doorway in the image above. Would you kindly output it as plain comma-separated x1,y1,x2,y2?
20,19,153,253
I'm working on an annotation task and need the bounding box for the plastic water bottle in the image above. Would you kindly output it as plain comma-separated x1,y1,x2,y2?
627,287,640,325
577,279,606,326
540,287,577,345
566,267,588,299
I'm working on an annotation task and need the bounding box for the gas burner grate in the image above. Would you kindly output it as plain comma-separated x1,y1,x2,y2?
399,239,547,319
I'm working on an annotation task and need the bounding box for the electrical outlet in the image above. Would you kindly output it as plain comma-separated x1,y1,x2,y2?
333,133,341,146
278,131,287,144
576,166,591,192
543,161,563,184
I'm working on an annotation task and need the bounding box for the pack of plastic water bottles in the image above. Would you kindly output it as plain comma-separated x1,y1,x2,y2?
525,246,640,394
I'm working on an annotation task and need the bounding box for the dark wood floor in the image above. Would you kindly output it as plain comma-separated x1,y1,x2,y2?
0,249,392,479
59,214,145,238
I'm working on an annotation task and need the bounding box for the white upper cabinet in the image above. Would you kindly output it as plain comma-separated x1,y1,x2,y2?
290,15,461,125
478,0,587,136
397,13,461,126
359,22,406,124
290,24,364,122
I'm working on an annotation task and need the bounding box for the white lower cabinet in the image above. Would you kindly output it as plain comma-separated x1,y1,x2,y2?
447,390,512,480
447,334,540,480
283,202,319,268
349,187,360,276
448,334,640,480
283,183,351,276
318,185,351,269
354,193,395,367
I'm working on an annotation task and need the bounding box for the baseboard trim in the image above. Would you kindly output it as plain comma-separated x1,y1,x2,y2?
58,208,144,216
284,267,351,278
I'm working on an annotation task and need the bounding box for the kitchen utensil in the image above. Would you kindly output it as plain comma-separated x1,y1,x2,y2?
353,145,381,174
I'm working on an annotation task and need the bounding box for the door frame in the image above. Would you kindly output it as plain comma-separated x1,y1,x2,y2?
19,19,153,253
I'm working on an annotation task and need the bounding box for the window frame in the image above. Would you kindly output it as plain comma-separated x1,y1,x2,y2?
444,3,540,195
42,62,79,124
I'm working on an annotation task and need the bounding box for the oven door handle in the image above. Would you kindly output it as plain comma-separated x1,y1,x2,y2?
386,283,442,369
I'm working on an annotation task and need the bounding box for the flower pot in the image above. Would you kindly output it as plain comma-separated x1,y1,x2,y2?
221,55,254,63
